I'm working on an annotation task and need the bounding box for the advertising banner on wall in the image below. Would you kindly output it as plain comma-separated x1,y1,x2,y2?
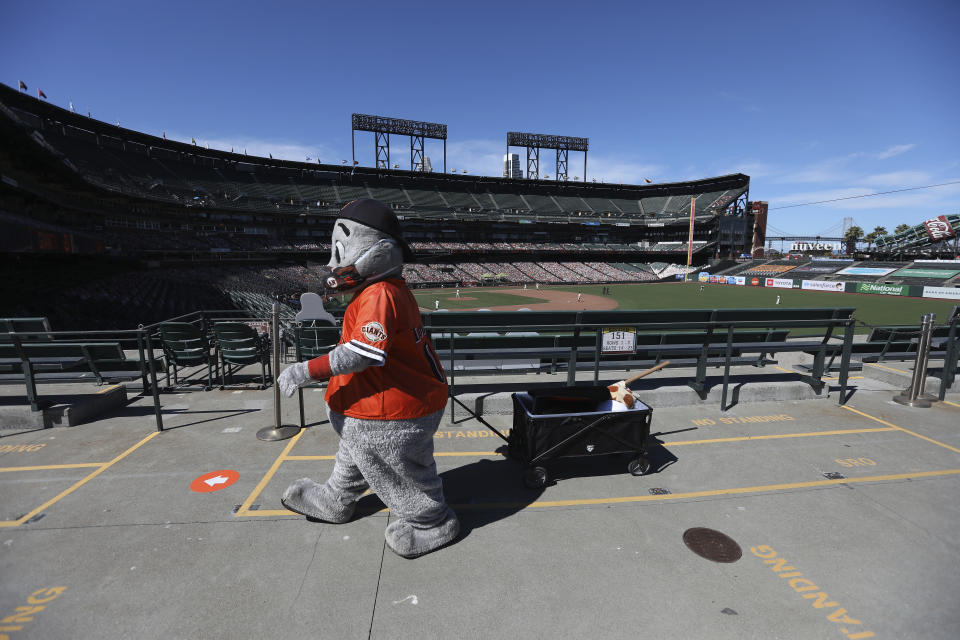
922,286,960,300
699,272,710,282
855,282,908,296
764,278,794,289
801,280,846,292
836,266,898,276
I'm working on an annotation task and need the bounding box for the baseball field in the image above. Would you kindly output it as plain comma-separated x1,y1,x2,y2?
412,282,957,332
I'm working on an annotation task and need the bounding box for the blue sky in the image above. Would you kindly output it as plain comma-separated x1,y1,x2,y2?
3,0,958,236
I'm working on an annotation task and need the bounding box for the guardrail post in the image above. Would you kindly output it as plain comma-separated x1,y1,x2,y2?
938,310,959,401
838,316,854,405
141,328,164,432
257,303,300,441
893,313,936,408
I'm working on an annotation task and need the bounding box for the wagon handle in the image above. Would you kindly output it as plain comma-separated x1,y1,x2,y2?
623,360,671,386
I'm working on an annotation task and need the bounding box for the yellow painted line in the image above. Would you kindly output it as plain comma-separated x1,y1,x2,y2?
239,468,960,516
0,463,105,473
239,509,300,517
944,400,960,409
842,405,960,455
96,384,120,394
663,427,896,446
234,428,305,517
866,362,909,374
274,428,900,465
0,431,160,528
522,468,960,508
775,366,797,375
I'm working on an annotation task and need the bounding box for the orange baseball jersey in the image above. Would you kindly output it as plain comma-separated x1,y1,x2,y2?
325,278,448,419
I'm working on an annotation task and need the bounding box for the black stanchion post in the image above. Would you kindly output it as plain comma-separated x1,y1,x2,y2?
893,313,936,408
257,303,300,441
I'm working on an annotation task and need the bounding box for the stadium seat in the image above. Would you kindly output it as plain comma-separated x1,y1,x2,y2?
213,322,271,390
159,322,216,390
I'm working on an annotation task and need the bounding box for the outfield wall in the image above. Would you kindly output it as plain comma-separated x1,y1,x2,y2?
698,272,960,301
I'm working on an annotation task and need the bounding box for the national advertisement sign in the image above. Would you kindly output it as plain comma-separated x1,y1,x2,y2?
922,215,956,242
855,282,907,296
892,268,960,279
765,278,793,289
801,280,846,292
836,266,897,276
922,286,960,300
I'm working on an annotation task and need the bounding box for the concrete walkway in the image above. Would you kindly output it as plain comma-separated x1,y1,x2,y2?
1,365,959,639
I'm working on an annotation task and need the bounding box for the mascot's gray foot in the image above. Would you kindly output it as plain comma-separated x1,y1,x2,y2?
385,509,460,559
281,478,356,524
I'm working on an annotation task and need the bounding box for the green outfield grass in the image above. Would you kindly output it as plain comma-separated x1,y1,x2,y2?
413,282,957,333
413,289,545,310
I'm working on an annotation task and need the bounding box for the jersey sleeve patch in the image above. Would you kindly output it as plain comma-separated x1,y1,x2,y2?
361,321,387,342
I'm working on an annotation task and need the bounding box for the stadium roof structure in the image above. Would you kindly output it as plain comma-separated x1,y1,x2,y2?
874,214,960,257
0,83,749,227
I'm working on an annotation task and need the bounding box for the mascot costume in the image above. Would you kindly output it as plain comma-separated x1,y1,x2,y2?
276,199,458,559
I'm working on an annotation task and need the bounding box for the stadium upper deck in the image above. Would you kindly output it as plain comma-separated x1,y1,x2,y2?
0,82,748,229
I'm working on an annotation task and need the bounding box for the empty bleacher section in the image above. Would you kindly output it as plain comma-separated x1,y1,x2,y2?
0,82,750,255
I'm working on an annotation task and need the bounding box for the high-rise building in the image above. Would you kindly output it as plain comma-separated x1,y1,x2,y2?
503,153,522,179
415,156,433,173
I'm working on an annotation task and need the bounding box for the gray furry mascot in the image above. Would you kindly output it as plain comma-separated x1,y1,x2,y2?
277,199,458,559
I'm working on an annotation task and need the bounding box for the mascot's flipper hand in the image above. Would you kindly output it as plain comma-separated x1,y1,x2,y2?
277,356,333,397
278,362,312,397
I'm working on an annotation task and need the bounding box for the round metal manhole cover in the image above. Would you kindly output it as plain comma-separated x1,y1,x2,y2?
682,527,742,563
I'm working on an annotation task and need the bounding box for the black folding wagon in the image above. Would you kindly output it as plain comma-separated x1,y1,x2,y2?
507,385,653,488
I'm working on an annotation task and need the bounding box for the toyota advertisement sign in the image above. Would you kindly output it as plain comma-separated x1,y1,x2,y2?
765,278,794,289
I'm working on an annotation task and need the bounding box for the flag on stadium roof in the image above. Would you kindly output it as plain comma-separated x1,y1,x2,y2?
69,101,74,112
162,131,166,139
18,80,27,91
191,138,196,145
37,88,47,100
306,156,311,162
644,178,653,183
269,153,273,159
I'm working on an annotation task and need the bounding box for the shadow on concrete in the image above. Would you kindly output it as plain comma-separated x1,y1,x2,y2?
108,403,261,430
330,457,547,544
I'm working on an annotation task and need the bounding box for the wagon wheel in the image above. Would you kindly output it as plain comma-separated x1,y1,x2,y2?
523,466,548,489
628,456,651,476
